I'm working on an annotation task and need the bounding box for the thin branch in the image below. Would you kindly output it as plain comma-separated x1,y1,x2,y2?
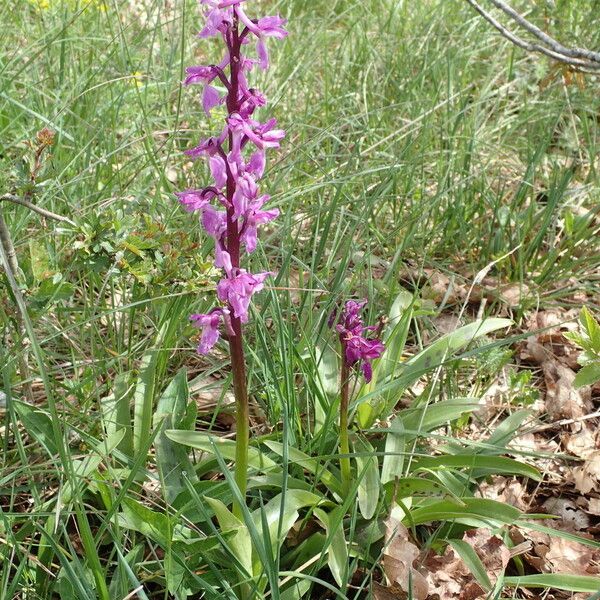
0,213,34,403
465,0,600,71
0,192,73,403
0,194,76,227
489,0,600,65
0,213,19,275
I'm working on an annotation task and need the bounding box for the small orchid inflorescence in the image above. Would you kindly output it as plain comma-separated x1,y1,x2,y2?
332,299,385,383
178,0,287,355
331,299,385,494
177,0,287,515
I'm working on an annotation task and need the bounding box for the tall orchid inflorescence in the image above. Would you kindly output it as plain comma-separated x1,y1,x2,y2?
331,300,385,494
177,0,287,514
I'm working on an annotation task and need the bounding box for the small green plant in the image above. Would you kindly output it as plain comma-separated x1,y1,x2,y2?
565,306,600,388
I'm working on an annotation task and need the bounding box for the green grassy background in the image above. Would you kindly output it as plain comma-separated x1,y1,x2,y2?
1,0,599,597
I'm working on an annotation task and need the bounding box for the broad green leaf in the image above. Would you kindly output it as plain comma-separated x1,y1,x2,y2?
119,498,172,546
574,362,600,388
165,549,186,598
30,277,75,309
92,428,126,456
133,351,158,455
280,579,311,600
356,395,385,429
362,318,512,425
408,498,522,527
520,521,600,549
172,480,232,523
102,372,133,456
253,490,321,551
13,401,56,455
401,318,512,382
357,290,414,427
393,477,450,498
154,369,198,503
447,539,492,590
314,345,339,434
354,435,379,520
481,409,532,452
263,441,342,495
388,288,414,325
134,298,190,455
581,306,600,350
57,454,103,505
248,474,313,492
108,544,145,600
204,496,253,578
29,239,51,283
400,397,479,436
381,289,414,377
314,508,347,588
504,574,600,593
411,454,540,480
316,345,339,397
166,431,277,471
381,416,405,484
56,565,95,600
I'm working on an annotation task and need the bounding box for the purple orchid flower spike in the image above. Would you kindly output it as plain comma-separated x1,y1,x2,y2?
333,299,385,383
177,0,287,354
175,0,287,516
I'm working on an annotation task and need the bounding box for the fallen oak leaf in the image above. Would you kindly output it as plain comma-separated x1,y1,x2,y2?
510,524,600,576
572,452,600,495
382,507,429,600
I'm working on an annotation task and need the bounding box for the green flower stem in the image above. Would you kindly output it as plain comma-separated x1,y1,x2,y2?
229,318,249,520
339,342,352,496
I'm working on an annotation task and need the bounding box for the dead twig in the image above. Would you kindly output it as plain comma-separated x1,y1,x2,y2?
465,0,600,71
0,194,76,227
0,193,74,404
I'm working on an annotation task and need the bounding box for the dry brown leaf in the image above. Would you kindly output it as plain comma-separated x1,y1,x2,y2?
424,271,467,305
511,523,600,576
509,433,563,483
423,271,531,309
423,551,464,600
423,529,510,600
191,377,235,412
562,425,600,494
382,509,429,600
371,582,405,600
543,363,593,420
495,282,531,307
542,497,590,531
573,452,600,494
477,476,528,511
469,278,531,307
564,426,597,459
520,309,581,369
546,535,600,575
433,314,462,335
463,529,510,581
587,497,600,516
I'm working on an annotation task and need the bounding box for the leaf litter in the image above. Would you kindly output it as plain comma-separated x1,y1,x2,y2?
375,272,600,598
